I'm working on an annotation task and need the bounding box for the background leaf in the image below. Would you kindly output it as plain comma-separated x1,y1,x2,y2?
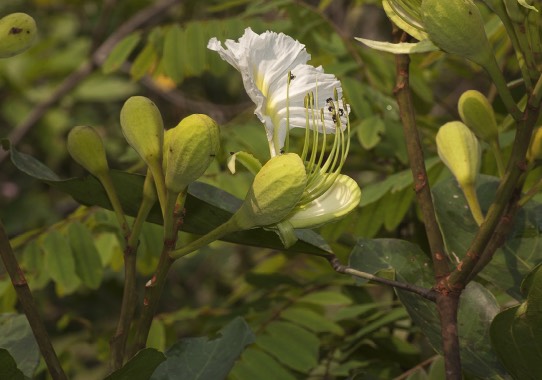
349,239,508,379
0,314,39,378
150,317,254,380
433,175,542,300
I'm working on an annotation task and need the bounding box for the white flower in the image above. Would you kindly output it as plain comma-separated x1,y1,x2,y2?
208,27,350,157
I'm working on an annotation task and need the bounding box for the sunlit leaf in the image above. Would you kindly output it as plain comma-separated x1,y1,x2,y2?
102,32,142,74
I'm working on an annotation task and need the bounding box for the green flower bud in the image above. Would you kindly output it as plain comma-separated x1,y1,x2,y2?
232,153,307,230
120,96,164,168
0,13,37,58
421,0,493,67
458,90,499,142
527,127,542,163
164,114,220,194
436,121,484,225
67,126,109,177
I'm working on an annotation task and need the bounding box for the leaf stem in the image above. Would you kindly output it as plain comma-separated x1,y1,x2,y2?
327,256,436,302
0,220,67,380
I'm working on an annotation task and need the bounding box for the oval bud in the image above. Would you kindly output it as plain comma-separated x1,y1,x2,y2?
527,127,542,163
458,90,499,142
164,114,220,193
67,126,109,177
436,121,481,186
0,13,37,58
120,96,164,168
421,0,493,67
233,153,307,230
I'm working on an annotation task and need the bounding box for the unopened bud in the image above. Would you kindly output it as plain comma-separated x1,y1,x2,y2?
67,126,109,177
421,0,493,67
458,90,499,142
527,127,542,163
436,121,484,225
164,114,220,193
0,13,37,58
120,96,164,169
232,153,307,230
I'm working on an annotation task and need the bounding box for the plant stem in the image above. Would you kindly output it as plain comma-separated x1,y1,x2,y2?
0,221,67,380
490,140,506,178
327,256,437,302
392,32,450,279
393,30,458,378
130,189,186,354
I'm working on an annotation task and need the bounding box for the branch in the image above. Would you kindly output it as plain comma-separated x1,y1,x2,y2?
0,0,181,165
326,256,437,302
392,31,450,279
0,220,67,380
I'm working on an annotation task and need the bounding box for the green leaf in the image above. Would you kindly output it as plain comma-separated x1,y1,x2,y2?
490,264,542,379
0,349,25,380
105,348,166,380
102,32,142,74
2,140,331,257
0,314,39,378
356,115,386,150
162,25,185,83
298,290,352,306
281,307,344,335
433,175,542,299
68,222,104,289
349,239,508,379
42,230,81,294
256,321,319,373
150,317,254,380
230,347,296,380
130,42,158,81
183,22,207,76
356,38,438,54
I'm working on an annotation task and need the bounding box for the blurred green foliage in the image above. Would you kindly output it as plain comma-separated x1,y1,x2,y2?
0,0,536,379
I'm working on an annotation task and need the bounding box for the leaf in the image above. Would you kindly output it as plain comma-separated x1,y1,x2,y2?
230,347,296,380
0,314,39,378
356,115,386,149
2,139,331,256
102,32,142,74
256,321,319,373
349,238,508,379
356,38,438,54
518,0,538,12
130,42,158,81
105,348,166,380
162,25,185,83
0,349,25,380
183,22,207,76
490,264,542,379
68,222,104,289
281,307,344,335
42,230,81,294
433,175,542,300
298,290,352,306
150,317,254,380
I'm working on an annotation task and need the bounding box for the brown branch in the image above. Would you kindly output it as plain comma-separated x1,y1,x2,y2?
0,0,181,165
327,256,437,302
0,220,67,380
392,29,458,378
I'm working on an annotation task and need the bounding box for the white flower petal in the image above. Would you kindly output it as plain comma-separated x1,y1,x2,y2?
286,174,361,228
209,28,350,155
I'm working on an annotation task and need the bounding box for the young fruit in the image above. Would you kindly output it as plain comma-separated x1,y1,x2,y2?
67,126,109,177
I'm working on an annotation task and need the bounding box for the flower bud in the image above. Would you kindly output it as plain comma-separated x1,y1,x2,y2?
436,121,484,225
527,127,542,163
0,13,37,58
421,0,493,67
458,90,499,142
164,114,220,193
120,96,164,169
67,126,109,177
232,153,307,230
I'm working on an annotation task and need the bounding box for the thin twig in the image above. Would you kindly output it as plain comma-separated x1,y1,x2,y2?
0,220,67,380
327,256,437,302
393,355,440,380
0,0,181,165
